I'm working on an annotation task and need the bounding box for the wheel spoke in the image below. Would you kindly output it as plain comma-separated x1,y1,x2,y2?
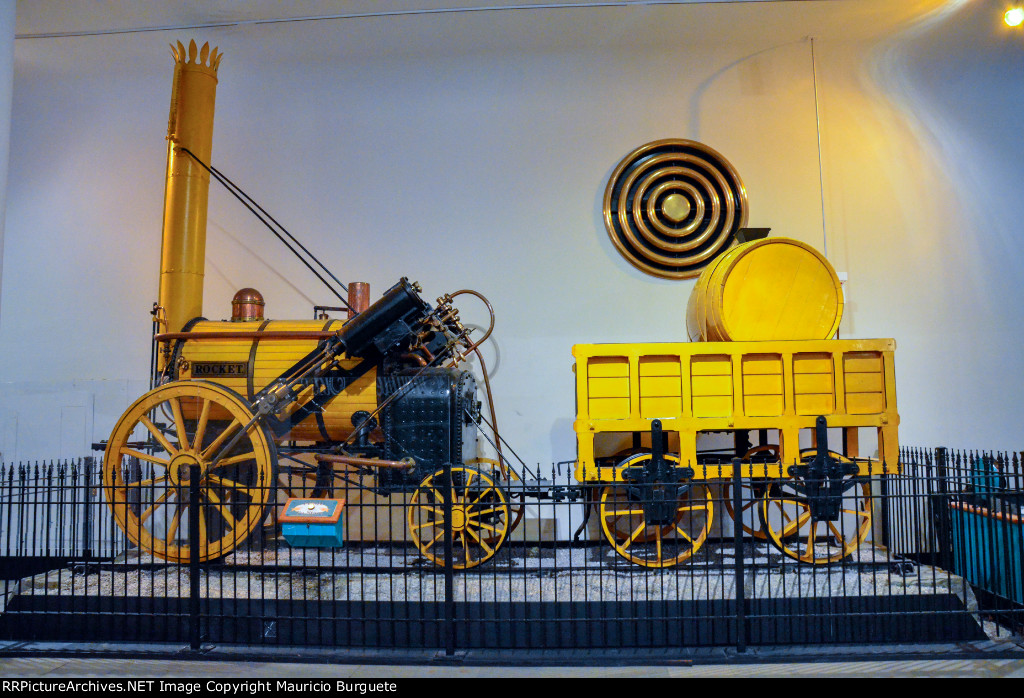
603,506,645,517
198,499,208,546
421,528,445,551
674,524,695,544
469,486,495,505
826,520,847,544
465,526,494,555
200,420,242,461
120,448,170,468
166,502,183,543
139,489,175,525
841,507,871,519
676,503,708,512
126,475,170,490
204,487,239,530
193,398,212,452
139,415,177,456
205,474,261,501
169,397,188,449
210,451,257,468
620,521,647,551
795,509,812,528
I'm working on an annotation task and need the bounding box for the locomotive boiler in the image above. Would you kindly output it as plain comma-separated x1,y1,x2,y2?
102,41,513,568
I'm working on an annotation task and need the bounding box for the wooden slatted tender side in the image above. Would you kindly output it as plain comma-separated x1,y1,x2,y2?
572,339,899,481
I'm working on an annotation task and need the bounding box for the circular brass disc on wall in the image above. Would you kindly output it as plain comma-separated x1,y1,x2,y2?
603,139,748,279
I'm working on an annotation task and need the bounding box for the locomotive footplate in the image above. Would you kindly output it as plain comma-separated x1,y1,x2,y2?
785,415,861,521
619,419,695,526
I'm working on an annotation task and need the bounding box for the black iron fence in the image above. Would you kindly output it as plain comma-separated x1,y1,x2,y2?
1,448,1023,654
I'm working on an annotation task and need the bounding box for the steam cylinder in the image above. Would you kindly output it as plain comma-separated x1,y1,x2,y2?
686,237,843,342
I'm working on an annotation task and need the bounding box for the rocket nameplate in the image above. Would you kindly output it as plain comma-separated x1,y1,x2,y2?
192,361,248,378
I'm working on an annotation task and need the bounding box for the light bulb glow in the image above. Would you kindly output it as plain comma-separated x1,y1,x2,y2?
1005,7,1024,26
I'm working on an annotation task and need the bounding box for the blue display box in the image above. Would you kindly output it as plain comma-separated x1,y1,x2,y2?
949,500,1024,604
279,498,345,548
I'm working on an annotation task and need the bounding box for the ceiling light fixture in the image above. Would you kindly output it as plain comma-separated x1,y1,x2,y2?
1005,7,1024,26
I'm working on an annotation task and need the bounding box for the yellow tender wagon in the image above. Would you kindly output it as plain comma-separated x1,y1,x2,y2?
571,237,900,568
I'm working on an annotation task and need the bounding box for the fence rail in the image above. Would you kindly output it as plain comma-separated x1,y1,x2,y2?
1,448,1023,654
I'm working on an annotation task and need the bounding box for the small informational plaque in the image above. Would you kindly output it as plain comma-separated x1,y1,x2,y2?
279,498,345,524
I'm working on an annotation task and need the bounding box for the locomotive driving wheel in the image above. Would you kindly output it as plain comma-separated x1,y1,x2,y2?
598,477,713,568
408,465,511,570
466,457,523,543
759,451,872,564
103,381,276,563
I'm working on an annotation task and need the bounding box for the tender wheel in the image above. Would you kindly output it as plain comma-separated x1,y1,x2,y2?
759,467,872,564
467,457,523,542
408,466,511,570
598,482,713,568
723,445,778,539
103,381,276,563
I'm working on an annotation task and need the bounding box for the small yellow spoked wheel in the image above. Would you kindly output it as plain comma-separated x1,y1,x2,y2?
598,481,713,568
466,457,523,542
760,470,872,564
407,466,511,570
103,381,276,563
723,445,779,539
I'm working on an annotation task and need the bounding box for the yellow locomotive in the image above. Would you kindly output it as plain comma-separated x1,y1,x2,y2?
102,41,514,569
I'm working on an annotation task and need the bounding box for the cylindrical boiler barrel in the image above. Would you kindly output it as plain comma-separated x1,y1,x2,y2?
175,318,374,442
686,237,843,342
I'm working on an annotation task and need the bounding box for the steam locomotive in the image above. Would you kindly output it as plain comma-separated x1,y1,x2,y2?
101,40,899,571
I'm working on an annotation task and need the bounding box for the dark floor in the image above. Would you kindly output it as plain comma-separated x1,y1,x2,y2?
4,639,1024,678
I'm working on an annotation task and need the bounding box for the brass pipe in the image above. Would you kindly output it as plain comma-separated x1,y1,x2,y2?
158,40,223,368
315,454,415,470
155,330,340,342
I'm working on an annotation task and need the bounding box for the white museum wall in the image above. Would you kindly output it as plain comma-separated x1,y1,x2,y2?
0,1,1020,464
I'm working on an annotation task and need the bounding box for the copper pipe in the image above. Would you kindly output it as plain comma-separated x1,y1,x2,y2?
446,289,495,355
315,454,414,470
156,330,340,342
347,282,370,319
401,353,428,367
472,345,506,477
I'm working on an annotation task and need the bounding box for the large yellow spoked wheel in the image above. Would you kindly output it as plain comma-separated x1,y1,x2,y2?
407,466,511,570
599,479,713,568
723,445,779,540
466,457,523,543
760,458,872,564
103,381,277,563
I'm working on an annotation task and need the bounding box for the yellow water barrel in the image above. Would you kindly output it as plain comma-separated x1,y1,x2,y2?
686,237,843,342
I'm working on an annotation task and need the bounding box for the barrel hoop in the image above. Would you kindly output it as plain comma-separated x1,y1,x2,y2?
246,319,271,401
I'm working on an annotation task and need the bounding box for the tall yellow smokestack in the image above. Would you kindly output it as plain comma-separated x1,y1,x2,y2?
158,39,222,365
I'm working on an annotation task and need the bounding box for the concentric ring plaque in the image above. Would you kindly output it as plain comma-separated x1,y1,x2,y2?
603,139,748,279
